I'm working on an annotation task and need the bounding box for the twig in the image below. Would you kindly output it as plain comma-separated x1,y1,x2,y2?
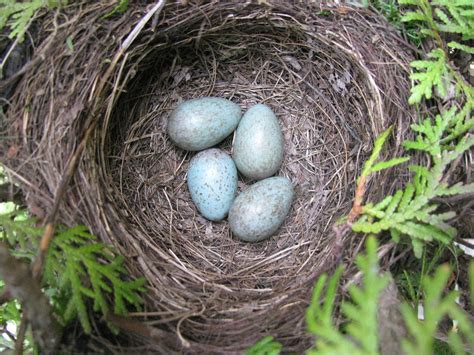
0,243,62,353
432,191,474,204
348,175,367,223
14,313,28,355
106,313,181,350
334,174,368,241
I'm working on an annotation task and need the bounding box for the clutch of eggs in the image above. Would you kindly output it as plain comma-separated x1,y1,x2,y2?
168,97,292,241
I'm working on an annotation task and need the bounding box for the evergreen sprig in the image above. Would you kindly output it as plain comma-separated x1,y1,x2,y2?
432,0,474,41
353,107,474,258
0,0,67,42
360,126,410,179
400,0,474,42
306,237,388,355
245,336,282,355
45,226,146,333
249,238,474,353
408,48,448,104
307,238,474,354
0,208,145,334
401,264,474,354
399,0,474,103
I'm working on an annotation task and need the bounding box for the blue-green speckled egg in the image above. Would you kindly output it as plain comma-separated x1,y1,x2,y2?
187,149,238,221
168,97,242,151
228,176,294,242
233,104,283,180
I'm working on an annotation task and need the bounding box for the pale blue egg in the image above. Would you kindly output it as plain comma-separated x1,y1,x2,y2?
228,176,294,242
187,149,238,221
233,104,284,180
168,97,242,151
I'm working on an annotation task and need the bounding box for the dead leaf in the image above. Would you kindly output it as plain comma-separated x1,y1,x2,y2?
7,146,18,159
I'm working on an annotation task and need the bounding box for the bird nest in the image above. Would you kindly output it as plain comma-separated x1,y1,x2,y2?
2,1,416,352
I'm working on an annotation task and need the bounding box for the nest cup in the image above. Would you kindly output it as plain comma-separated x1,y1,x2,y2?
3,1,415,352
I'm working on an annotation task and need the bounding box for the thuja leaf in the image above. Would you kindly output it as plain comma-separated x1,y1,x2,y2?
0,0,67,42
102,0,130,19
370,157,410,173
48,226,146,332
361,126,398,178
409,49,448,104
401,264,474,353
306,237,388,355
245,336,282,355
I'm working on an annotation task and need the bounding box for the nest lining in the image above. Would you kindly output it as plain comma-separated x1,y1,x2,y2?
2,1,415,352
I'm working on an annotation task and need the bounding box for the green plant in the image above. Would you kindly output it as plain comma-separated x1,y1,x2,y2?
0,0,67,42
245,336,282,355
0,283,28,352
399,0,474,103
352,107,474,258
395,244,450,305
306,237,388,355
400,0,474,52
0,206,146,334
249,238,474,354
45,226,146,333
401,264,474,354
102,0,129,19
367,0,425,45
351,0,474,257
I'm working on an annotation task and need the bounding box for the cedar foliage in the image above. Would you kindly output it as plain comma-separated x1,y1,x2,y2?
0,208,145,334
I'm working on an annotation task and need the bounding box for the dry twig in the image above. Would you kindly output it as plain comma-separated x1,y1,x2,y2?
0,243,61,353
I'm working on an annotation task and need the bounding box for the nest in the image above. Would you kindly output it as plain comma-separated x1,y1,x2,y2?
2,1,416,352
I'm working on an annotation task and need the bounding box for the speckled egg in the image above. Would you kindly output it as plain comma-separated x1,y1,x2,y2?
228,176,294,242
167,97,242,151
187,149,238,221
233,104,284,180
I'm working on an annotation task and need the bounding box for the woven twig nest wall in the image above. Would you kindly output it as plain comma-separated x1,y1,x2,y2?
2,1,416,352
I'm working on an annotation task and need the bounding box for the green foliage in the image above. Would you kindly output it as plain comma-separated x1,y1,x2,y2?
368,0,425,45
408,48,448,104
0,297,35,352
249,238,474,354
401,264,474,354
306,237,388,355
0,0,67,42
399,0,474,42
245,336,282,355
45,226,146,333
102,0,129,19
361,126,409,178
399,0,474,103
432,0,474,41
395,244,449,305
0,287,24,352
0,206,145,334
353,107,474,258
